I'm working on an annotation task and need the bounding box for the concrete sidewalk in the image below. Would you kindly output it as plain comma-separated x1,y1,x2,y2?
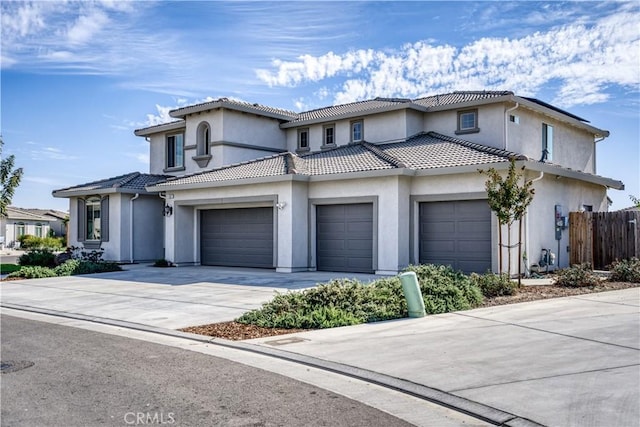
247,288,640,427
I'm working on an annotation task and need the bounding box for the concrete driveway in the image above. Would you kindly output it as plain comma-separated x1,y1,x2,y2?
0,264,379,329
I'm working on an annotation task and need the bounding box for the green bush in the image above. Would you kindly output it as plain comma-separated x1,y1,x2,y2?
470,272,519,297
19,235,64,250
8,266,56,279
8,259,121,278
18,249,56,268
608,258,640,283
554,264,602,287
404,264,484,311
238,264,485,329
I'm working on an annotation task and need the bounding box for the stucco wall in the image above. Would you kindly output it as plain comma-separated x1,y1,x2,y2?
525,173,608,271
132,195,164,262
507,107,595,172
424,103,506,149
221,110,286,150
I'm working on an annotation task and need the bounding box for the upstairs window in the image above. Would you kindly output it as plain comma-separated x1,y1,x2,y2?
351,120,363,142
166,133,184,169
323,124,335,147
297,128,309,151
196,122,211,156
456,109,479,134
542,123,554,162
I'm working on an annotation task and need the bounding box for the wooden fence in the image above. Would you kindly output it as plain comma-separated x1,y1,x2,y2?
569,210,639,269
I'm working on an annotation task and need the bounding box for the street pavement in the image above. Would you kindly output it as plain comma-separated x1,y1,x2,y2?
1,264,639,426
1,314,417,427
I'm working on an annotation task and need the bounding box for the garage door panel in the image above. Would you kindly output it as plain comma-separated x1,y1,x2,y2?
317,204,373,273
200,208,274,268
420,200,491,274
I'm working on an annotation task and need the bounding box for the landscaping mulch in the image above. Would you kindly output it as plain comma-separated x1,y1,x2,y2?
181,282,639,341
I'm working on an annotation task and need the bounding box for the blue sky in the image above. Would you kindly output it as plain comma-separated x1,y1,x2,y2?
2,1,639,212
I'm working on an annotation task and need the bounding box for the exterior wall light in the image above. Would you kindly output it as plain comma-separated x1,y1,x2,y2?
276,202,287,210
163,205,173,217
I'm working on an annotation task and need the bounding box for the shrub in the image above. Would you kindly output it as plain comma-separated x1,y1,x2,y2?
8,266,57,279
608,258,640,283
8,259,121,278
470,272,519,297
153,259,172,267
238,278,408,329
19,235,64,250
404,264,484,311
554,264,602,287
18,249,56,268
238,264,485,329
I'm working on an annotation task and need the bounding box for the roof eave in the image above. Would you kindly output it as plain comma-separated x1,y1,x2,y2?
134,121,186,137
52,188,154,198
524,161,624,190
145,174,308,192
424,95,514,113
170,101,295,121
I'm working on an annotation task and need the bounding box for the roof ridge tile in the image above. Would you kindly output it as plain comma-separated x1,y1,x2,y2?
362,141,408,168
425,131,527,160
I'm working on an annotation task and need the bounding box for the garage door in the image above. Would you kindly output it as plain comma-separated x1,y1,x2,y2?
419,200,491,274
316,204,373,273
200,207,274,268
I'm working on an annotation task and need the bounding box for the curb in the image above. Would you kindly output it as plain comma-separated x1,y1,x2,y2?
1,302,544,427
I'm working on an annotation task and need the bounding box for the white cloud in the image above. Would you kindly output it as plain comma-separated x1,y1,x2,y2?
125,152,149,165
30,147,78,161
66,9,110,45
256,7,640,108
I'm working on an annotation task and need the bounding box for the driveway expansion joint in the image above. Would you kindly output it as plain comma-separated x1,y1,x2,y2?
1,303,542,427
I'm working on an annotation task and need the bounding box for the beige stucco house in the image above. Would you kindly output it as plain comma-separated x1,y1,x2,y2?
53,91,624,274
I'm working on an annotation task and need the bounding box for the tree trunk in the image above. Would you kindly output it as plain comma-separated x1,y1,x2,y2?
518,219,523,286
507,224,512,277
498,221,503,273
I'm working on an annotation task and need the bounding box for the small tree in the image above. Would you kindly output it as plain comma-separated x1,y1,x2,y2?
480,158,535,283
631,195,640,209
0,136,23,217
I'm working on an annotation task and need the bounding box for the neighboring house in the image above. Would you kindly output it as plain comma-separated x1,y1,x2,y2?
23,209,68,238
53,91,624,274
0,207,52,248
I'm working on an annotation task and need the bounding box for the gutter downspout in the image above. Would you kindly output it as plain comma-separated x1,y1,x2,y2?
504,103,519,152
130,193,139,263
524,171,544,276
593,135,606,174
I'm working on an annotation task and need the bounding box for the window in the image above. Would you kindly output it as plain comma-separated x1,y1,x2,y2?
323,124,335,147
456,109,479,134
86,197,101,240
509,114,520,124
542,123,554,162
35,223,43,238
166,133,184,169
16,222,25,237
297,128,309,151
78,196,108,244
351,120,363,142
196,122,210,156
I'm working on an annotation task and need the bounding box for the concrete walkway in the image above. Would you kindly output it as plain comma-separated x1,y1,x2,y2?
1,265,638,426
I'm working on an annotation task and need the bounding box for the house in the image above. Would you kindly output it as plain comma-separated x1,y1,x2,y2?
22,209,68,238
53,91,624,274
0,207,53,248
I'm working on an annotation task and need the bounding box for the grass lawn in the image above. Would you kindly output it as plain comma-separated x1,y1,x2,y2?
0,264,22,274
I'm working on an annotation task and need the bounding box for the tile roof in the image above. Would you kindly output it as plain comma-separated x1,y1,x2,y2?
412,91,513,108
22,209,68,220
292,97,415,123
4,207,52,221
53,172,170,196
379,132,522,169
150,132,519,188
169,97,298,120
